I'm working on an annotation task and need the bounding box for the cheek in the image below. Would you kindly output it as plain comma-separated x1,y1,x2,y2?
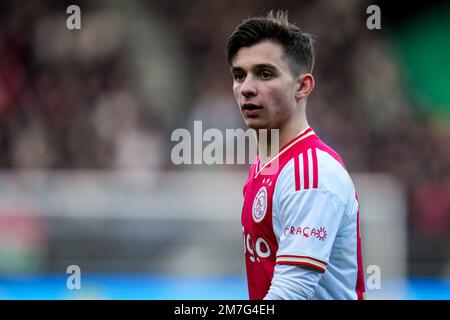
233,84,240,102
266,86,293,114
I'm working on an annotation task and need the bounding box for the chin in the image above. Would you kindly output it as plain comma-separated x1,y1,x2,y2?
245,120,268,130
245,121,267,130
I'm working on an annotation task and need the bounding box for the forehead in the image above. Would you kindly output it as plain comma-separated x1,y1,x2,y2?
232,41,289,71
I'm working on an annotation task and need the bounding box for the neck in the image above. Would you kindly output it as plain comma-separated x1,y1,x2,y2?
257,113,309,164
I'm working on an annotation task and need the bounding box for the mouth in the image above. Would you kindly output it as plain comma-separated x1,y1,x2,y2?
241,103,264,117
241,103,263,111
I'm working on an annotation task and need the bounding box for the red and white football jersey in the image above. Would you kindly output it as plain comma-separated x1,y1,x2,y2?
242,127,365,300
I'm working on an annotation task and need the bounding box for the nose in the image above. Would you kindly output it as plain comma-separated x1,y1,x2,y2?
240,76,258,99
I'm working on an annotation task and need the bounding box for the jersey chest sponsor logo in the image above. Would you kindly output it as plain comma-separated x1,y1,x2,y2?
284,226,328,241
252,186,268,223
243,231,271,263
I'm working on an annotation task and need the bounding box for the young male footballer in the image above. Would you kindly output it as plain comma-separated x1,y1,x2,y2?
227,11,365,300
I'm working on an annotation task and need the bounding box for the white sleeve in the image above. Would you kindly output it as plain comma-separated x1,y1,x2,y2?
275,188,346,272
263,264,321,300
268,152,353,299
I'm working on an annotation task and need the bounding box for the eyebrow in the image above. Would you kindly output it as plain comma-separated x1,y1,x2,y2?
231,63,278,74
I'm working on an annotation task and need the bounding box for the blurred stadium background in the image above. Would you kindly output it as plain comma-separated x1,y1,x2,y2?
0,0,449,299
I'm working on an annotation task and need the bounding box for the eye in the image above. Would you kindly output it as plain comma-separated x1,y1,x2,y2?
259,71,272,80
233,73,246,82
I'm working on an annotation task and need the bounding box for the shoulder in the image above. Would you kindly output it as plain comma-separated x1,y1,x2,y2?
274,138,355,204
315,145,355,203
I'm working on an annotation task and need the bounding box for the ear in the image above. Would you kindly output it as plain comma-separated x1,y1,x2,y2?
295,73,315,101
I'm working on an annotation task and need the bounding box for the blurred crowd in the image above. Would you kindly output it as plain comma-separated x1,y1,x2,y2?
0,0,449,276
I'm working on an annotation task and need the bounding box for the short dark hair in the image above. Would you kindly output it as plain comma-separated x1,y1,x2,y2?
227,10,314,76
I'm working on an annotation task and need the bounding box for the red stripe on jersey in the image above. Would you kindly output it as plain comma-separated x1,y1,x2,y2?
277,255,328,266
355,194,366,300
312,148,318,188
276,260,326,273
303,150,309,189
294,155,300,191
